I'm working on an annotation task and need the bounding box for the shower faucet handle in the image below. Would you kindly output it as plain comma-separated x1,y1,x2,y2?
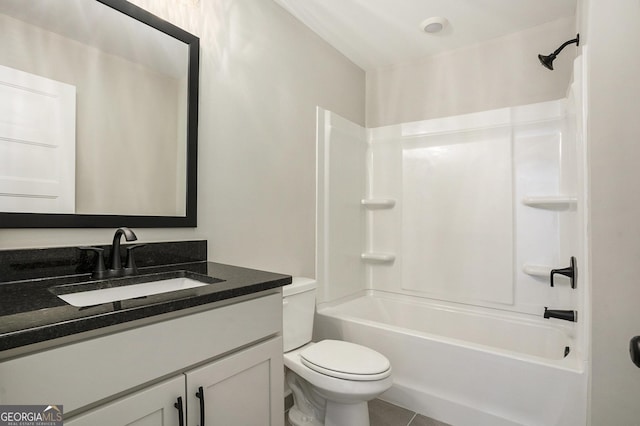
550,256,577,289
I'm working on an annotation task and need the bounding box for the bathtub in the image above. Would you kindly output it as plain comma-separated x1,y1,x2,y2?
314,292,587,426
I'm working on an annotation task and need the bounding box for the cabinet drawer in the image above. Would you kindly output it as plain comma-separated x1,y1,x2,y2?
0,291,281,414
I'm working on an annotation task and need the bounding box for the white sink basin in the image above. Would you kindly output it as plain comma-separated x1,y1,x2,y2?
57,277,208,307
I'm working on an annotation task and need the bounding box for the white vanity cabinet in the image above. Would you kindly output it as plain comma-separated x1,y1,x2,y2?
64,376,186,426
66,337,283,426
185,337,283,425
0,290,284,426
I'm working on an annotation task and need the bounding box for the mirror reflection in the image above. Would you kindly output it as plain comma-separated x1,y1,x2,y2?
0,0,193,218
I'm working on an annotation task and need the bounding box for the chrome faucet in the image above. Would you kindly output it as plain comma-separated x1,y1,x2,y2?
109,227,138,271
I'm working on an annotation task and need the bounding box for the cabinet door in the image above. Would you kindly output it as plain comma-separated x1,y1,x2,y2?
65,376,185,426
186,337,283,426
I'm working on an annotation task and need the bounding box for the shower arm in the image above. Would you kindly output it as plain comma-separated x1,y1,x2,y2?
551,35,580,57
538,34,580,70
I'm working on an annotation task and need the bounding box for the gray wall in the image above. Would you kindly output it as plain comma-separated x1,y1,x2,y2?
366,16,576,127
193,0,364,277
0,0,365,281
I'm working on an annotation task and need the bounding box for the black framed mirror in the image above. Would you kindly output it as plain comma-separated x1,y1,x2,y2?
0,0,199,228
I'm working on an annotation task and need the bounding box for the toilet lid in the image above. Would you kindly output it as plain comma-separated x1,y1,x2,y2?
299,340,391,381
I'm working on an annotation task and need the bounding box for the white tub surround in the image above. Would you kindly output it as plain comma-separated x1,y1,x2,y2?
314,53,587,426
360,97,582,316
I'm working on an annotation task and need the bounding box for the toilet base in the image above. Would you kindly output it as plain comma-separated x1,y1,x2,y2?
324,400,370,426
287,368,375,426
288,400,370,426
288,406,323,426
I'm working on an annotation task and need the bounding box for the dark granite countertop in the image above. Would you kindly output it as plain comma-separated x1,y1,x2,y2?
0,260,291,355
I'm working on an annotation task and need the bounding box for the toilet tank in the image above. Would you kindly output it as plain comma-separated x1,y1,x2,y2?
282,277,317,352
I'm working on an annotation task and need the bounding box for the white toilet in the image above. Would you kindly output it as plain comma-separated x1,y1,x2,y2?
283,278,393,426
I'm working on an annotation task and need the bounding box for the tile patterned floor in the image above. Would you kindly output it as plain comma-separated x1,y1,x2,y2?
368,399,451,426
285,397,451,426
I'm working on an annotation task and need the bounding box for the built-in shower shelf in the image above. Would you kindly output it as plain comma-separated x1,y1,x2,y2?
361,253,396,263
522,264,551,278
361,199,396,209
522,196,577,209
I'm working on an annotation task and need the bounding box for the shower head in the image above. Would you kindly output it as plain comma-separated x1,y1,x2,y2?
537,53,556,70
538,34,580,70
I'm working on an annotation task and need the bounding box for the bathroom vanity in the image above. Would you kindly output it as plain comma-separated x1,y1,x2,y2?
0,241,290,425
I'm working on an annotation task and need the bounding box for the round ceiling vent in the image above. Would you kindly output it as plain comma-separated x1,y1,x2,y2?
421,17,448,34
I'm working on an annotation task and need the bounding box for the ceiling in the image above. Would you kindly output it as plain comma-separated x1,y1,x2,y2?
272,0,577,71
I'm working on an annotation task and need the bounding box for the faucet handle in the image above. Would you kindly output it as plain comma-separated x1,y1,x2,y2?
79,246,107,279
550,256,577,288
124,244,146,274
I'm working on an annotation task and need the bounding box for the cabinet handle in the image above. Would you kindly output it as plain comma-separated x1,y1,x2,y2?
196,386,205,426
174,396,184,426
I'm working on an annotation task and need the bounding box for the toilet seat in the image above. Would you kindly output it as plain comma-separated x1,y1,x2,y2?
299,340,391,381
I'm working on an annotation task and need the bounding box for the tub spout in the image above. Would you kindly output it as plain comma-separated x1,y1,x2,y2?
544,307,577,322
